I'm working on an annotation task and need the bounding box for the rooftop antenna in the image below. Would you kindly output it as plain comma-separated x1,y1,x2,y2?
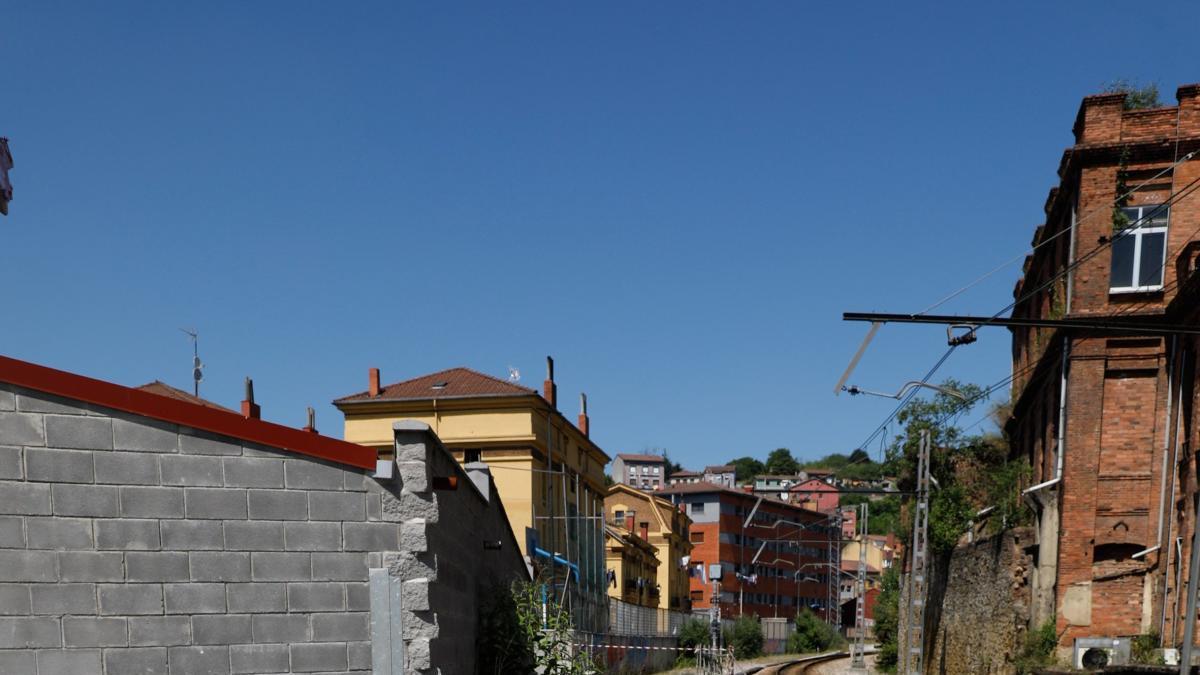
180,328,202,397
508,366,521,383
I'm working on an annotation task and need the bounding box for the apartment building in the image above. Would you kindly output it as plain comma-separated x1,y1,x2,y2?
611,453,668,491
334,360,611,627
604,483,693,611
659,482,836,620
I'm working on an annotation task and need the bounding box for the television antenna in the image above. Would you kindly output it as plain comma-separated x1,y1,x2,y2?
508,366,521,383
180,328,202,396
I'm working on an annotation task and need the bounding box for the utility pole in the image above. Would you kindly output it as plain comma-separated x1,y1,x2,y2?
708,566,722,675
851,502,869,669
1179,491,1200,674
829,510,842,627
903,429,932,675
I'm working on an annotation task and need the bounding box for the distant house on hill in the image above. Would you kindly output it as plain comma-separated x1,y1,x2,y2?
703,465,736,488
668,469,702,486
752,474,807,502
790,477,839,513
612,453,668,491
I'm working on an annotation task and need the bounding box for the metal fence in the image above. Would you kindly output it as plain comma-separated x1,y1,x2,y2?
608,598,692,636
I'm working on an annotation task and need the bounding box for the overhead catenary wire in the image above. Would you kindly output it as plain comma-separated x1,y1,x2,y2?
829,356,1049,483
844,170,1200,467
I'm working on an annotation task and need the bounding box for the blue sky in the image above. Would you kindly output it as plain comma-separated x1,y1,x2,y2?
4,2,1199,469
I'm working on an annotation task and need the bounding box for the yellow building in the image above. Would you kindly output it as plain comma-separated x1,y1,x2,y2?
333,361,611,622
841,533,897,591
604,483,693,612
603,523,660,608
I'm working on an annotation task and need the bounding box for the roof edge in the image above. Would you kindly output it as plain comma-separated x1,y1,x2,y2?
0,354,376,470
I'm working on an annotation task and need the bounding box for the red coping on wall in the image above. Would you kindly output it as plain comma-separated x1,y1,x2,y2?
0,354,376,470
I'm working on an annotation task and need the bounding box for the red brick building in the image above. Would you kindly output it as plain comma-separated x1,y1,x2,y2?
659,482,836,620
1009,83,1200,651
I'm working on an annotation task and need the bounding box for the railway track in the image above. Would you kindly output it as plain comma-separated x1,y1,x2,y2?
756,651,849,674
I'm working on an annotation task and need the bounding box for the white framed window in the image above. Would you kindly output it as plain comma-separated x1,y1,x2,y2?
652,466,660,475
1111,204,1168,293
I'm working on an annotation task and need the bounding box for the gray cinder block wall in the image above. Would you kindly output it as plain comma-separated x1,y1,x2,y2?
0,383,391,675
379,421,529,674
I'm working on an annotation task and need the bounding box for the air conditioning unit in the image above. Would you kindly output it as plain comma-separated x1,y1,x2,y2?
1073,637,1130,669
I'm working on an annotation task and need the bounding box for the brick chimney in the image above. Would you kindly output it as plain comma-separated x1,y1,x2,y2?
639,522,649,541
240,377,260,420
303,406,317,434
625,511,635,532
578,393,589,437
368,367,381,397
1178,83,1200,137
1072,92,1126,145
542,356,557,409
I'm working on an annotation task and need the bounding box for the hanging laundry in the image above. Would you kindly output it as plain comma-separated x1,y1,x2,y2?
0,138,12,216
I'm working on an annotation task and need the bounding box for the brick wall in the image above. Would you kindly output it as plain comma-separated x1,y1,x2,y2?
1006,84,1200,653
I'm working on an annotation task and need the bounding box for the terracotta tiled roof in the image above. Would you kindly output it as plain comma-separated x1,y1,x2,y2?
136,381,236,413
334,367,537,404
616,453,666,463
704,465,735,473
658,481,831,517
669,470,701,477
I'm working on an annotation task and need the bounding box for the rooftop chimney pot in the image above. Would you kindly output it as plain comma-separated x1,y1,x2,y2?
369,368,381,397
542,356,557,409
578,392,589,437
240,377,261,420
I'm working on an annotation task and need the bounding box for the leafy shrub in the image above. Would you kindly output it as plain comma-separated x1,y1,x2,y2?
1102,79,1162,110
678,617,711,650
1132,631,1163,664
722,616,763,659
787,608,844,653
1013,619,1057,675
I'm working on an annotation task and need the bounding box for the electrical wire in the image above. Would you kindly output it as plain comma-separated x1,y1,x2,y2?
840,142,1200,485
920,151,1197,315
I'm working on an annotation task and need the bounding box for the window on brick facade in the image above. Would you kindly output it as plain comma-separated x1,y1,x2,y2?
1110,204,1168,292
691,531,705,543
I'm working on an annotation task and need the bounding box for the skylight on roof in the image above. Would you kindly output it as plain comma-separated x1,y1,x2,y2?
431,382,449,389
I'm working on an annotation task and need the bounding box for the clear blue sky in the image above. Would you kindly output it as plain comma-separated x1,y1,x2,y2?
4,2,1199,469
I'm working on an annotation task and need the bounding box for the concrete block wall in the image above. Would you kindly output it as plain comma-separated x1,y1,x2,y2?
0,383,394,674
381,421,529,674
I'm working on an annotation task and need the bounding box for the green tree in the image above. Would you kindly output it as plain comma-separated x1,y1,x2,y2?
729,456,765,483
1103,78,1162,110
765,448,800,475
678,618,711,650
657,449,683,476
787,608,844,653
722,616,763,658
847,448,870,464
873,568,900,670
